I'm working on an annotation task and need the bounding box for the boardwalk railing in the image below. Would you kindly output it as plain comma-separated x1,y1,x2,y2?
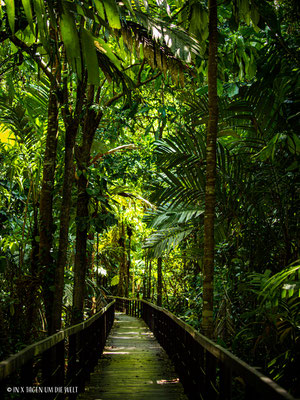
114,297,296,400
0,300,115,399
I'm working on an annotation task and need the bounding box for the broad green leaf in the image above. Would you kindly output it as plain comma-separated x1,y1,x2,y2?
102,0,121,29
240,0,250,25
80,28,100,86
94,0,105,19
251,5,260,27
218,129,240,138
286,161,298,171
32,0,48,48
217,79,223,96
111,275,119,286
139,43,144,59
253,0,280,33
21,0,34,32
189,4,201,38
287,134,300,155
76,4,85,17
95,37,121,69
226,83,239,98
10,242,18,254
6,0,15,34
60,8,82,77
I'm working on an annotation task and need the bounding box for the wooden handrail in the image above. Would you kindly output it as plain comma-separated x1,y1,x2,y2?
0,300,115,398
114,297,298,400
0,300,115,381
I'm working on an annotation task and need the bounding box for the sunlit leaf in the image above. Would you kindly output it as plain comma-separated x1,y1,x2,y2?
103,0,121,29
81,28,100,86
21,0,34,32
60,6,82,77
5,0,15,33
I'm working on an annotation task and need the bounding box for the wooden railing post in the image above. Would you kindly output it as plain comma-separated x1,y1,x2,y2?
205,350,217,400
55,340,65,394
219,363,232,400
67,333,77,390
20,359,34,388
42,347,54,388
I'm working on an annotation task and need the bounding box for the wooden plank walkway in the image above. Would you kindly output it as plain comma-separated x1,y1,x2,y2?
79,313,188,400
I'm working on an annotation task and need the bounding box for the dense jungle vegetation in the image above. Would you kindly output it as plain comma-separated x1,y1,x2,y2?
0,0,299,396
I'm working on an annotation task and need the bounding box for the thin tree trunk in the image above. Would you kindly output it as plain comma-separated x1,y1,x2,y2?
143,257,148,298
202,0,218,339
51,81,86,333
147,261,152,299
30,201,39,275
126,226,132,297
72,154,91,323
132,269,135,296
72,86,102,324
51,124,77,332
39,81,59,334
157,257,162,306
27,200,39,339
117,220,127,297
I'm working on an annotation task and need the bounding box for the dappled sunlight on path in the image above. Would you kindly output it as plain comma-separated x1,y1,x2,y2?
79,313,187,400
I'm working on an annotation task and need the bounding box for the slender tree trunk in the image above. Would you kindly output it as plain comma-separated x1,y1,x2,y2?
39,81,59,334
51,124,77,332
126,226,132,297
132,269,135,296
51,81,87,333
96,233,100,285
157,257,162,306
147,261,152,299
30,202,39,275
26,201,39,339
143,257,148,298
72,86,102,324
202,0,218,339
117,220,127,297
72,154,91,323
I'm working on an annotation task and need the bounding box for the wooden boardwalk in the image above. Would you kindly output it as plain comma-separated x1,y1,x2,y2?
79,313,188,400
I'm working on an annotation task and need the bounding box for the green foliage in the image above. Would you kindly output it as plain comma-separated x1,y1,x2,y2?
232,263,300,393
0,0,299,394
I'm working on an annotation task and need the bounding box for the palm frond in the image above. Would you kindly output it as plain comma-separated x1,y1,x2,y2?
143,225,194,257
145,204,204,230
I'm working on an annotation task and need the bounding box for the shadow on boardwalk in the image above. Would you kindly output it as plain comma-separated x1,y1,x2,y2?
79,313,188,400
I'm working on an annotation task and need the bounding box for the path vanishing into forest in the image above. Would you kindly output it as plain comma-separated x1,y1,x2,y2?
79,313,187,400
1,298,296,400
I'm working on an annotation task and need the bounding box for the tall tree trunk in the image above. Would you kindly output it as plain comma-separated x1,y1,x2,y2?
157,257,162,306
202,0,218,339
126,226,132,297
143,257,148,299
147,260,152,299
30,201,39,275
51,82,86,333
39,82,59,334
72,151,91,323
72,86,102,324
117,220,127,297
26,200,39,339
51,123,77,333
